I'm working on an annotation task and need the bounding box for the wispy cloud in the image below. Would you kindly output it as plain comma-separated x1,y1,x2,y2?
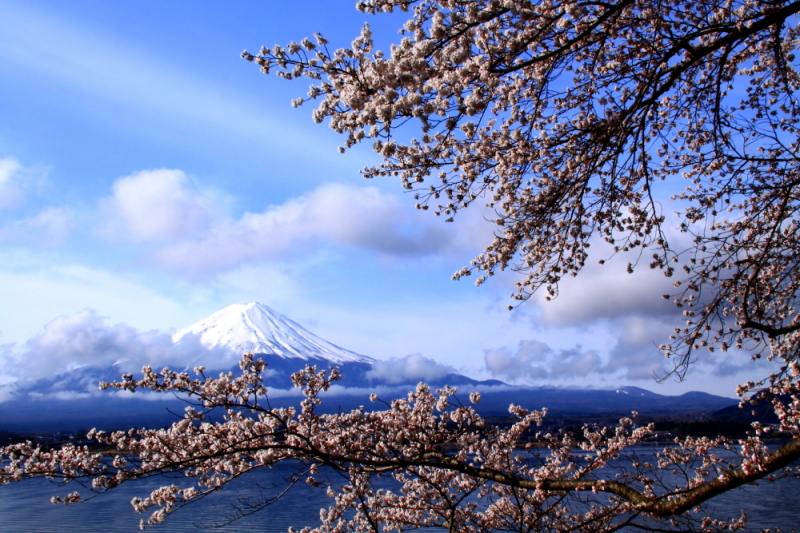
0,1,332,163
0,157,48,210
0,157,72,244
0,158,25,209
0,207,75,246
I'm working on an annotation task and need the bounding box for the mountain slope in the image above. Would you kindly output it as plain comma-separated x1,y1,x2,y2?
173,302,374,364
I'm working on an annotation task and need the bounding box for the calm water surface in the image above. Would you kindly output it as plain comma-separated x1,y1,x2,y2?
1,448,798,532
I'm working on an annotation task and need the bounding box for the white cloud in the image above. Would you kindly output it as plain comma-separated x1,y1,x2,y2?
0,156,72,244
99,172,466,279
100,169,215,243
481,214,762,388
702,349,779,379
511,247,680,382
365,353,455,384
484,316,726,384
484,340,551,380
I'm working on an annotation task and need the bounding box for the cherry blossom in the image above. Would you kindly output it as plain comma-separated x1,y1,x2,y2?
1,355,797,531
243,0,800,382
3,1,800,531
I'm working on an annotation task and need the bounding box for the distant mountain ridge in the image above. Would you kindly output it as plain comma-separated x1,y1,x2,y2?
155,303,740,417
0,302,741,433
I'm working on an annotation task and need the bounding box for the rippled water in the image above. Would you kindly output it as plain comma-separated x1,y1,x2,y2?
0,464,333,533
1,450,798,532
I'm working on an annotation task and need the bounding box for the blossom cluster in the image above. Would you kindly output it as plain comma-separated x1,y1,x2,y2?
2,355,796,531
3,1,800,531
243,0,800,384
239,10,800,526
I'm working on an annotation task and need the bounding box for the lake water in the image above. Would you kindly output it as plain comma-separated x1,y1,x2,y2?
1,448,798,532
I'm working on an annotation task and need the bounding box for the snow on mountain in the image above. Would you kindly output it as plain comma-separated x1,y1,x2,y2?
173,303,374,364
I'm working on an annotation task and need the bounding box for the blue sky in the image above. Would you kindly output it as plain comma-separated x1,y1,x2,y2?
0,0,773,397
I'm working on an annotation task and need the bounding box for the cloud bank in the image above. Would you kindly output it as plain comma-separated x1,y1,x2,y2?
0,309,233,402
98,169,470,279
484,340,604,382
365,353,455,385
497,241,698,384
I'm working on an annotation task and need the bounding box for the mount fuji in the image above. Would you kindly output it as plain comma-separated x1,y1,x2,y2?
0,303,740,433
164,304,740,416
169,302,385,390
173,302,374,365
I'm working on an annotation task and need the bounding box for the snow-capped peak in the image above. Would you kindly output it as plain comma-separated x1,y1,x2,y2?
173,303,374,364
